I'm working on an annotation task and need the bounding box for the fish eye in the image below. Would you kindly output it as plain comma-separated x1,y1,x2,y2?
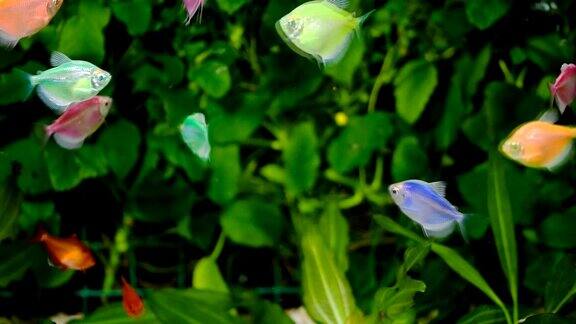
391,187,399,195
504,141,523,158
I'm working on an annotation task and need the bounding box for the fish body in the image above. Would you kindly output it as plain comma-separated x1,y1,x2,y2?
46,96,112,149
34,229,95,271
183,0,204,24
0,0,63,47
121,277,145,317
550,63,576,113
276,0,371,66
180,113,210,162
389,180,466,239
500,118,576,169
28,52,111,113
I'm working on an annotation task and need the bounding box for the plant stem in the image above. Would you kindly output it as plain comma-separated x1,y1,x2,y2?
368,48,397,113
210,232,226,260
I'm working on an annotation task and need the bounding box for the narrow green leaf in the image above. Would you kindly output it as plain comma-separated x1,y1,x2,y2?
545,256,576,313
523,314,573,324
192,257,229,293
394,60,438,124
318,201,349,271
487,151,518,320
301,226,359,324
373,215,423,242
283,122,320,196
457,305,507,324
0,181,22,241
402,243,430,273
0,243,41,287
79,302,158,323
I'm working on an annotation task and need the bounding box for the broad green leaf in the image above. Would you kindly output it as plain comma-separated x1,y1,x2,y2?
19,201,58,234
465,0,511,30
0,69,32,105
192,257,229,293
373,276,425,323
161,90,196,127
318,201,349,271
98,120,141,179
391,136,428,181
541,208,576,249
394,60,438,124
487,151,518,319
526,34,573,71
301,226,359,324
149,132,206,182
208,145,241,205
58,0,111,64
44,144,108,191
457,305,507,324
0,181,22,241
111,0,153,36
216,0,249,14
282,122,320,196
545,256,576,313
4,137,52,194
0,243,41,287
148,289,236,324
176,214,218,251
327,112,394,173
78,302,158,323
193,61,231,98
220,199,284,247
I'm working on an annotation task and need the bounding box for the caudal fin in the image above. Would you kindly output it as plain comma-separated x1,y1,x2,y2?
457,217,469,243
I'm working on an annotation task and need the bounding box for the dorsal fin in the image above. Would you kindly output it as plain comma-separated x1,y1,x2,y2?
327,0,349,9
429,181,446,197
538,109,559,123
50,52,72,67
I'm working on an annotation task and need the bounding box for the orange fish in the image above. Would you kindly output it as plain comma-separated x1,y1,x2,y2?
0,0,63,48
121,277,145,317
34,229,95,271
500,111,576,169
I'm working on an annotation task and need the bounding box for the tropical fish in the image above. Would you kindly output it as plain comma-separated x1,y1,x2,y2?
180,113,210,162
388,180,466,239
550,63,576,113
500,110,576,169
183,0,204,24
25,51,112,113
276,0,372,66
34,229,96,271
0,0,63,48
45,96,112,149
121,277,145,318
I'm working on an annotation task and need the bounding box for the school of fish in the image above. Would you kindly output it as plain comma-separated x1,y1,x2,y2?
1,0,576,318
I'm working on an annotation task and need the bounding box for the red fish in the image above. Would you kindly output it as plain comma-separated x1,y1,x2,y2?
550,63,576,113
0,0,64,48
121,277,145,317
45,96,112,150
34,229,95,271
183,0,204,25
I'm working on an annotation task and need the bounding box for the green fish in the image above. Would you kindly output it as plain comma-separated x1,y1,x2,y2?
276,0,371,66
26,52,112,113
180,113,210,162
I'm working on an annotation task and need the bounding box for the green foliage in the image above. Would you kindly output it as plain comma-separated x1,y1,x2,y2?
282,122,320,196
465,0,511,30
393,60,438,124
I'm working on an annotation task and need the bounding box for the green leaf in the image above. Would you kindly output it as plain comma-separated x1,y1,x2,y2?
79,302,158,323
282,122,320,196
402,243,430,273
0,181,22,241
457,305,507,324
192,257,229,293
4,137,52,194
373,276,425,323
246,300,294,324
318,201,349,271
19,201,58,234
220,199,284,248
216,0,249,14
148,289,236,324
394,60,438,124
391,136,428,181
327,112,394,174
0,69,32,105
373,215,423,242
208,145,241,205
0,243,41,287
487,151,518,320
301,226,359,324
545,256,576,313
44,144,109,191
541,208,576,249
193,61,231,98
465,0,511,30
260,164,286,184
98,120,141,178
523,314,573,324
58,0,111,64
111,0,153,36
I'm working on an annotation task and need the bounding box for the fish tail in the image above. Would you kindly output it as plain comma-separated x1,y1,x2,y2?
356,10,374,31
31,227,49,243
13,69,35,99
457,215,469,243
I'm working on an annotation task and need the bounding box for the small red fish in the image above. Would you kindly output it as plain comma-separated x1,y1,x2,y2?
183,0,204,25
34,229,95,271
121,277,145,317
550,63,576,113
45,96,112,150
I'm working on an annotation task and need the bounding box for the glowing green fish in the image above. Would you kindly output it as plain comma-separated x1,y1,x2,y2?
26,52,112,113
276,0,371,66
180,113,210,162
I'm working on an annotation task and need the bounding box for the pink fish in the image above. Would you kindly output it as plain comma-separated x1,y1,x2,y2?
550,63,576,114
183,0,204,25
45,96,112,150
0,0,64,48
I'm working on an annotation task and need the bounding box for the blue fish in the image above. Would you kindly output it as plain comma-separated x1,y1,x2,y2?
179,113,210,162
388,179,466,239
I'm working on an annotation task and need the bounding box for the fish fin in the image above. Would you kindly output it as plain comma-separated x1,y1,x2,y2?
327,0,349,9
50,51,72,67
428,181,446,197
355,10,374,33
31,227,49,243
53,133,84,150
36,85,70,114
545,141,572,171
538,109,559,123
0,29,19,48
422,222,455,239
457,216,469,243
13,69,35,99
